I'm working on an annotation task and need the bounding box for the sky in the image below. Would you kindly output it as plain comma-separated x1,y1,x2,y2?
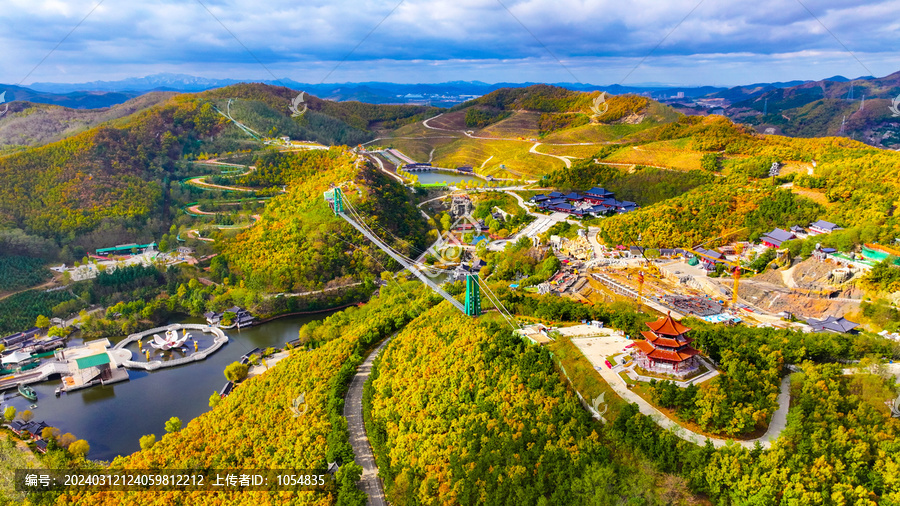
3,0,900,87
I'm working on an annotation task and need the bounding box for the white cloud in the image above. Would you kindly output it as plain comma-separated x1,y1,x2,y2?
1,0,899,85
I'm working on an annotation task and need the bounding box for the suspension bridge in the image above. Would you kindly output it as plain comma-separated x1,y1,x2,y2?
324,187,518,327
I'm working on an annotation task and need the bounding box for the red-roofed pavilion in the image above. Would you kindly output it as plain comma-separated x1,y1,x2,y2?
632,312,701,377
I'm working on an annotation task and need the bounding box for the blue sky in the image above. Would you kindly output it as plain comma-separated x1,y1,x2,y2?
3,0,900,86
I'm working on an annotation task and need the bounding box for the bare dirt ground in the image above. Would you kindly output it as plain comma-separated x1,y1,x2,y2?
731,258,862,318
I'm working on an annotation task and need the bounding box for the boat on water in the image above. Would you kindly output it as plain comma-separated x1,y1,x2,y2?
150,329,191,351
18,383,37,401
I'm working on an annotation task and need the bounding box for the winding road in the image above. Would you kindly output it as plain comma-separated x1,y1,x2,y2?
529,142,573,168
597,364,792,449
344,337,392,506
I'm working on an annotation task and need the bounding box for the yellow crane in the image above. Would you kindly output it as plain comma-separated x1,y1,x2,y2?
683,227,751,307
685,247,749,307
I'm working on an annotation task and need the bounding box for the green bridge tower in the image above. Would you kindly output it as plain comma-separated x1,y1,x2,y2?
325,187,344,215
465,274,481,316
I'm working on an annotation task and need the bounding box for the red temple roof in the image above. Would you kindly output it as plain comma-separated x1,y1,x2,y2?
646,312,692,336
632,311,701,365
633,340,655,355
640,330,692,348
646,347,699,362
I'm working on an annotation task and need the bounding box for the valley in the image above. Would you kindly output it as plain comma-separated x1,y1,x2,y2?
0,81,899,506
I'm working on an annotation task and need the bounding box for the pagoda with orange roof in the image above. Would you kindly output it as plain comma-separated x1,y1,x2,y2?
632,312,701,377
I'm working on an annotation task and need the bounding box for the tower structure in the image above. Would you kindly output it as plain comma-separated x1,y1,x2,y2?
465,274,481,316
631,312,702,378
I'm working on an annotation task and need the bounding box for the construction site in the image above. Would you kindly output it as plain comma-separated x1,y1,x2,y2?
538,233,866,330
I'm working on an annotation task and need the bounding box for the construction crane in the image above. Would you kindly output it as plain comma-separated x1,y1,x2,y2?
681,227,752,307
684,247,749,307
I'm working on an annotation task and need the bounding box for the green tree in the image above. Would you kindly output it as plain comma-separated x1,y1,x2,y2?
35,314,50,329
224,362,249,382
68,439,90,458
48,326,68,338
164,417,182,433
209,391,221,408
701,152,721,172
335,461,366,506
3,406,15,422
139,434,156,450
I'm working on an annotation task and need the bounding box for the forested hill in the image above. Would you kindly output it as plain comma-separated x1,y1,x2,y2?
453,84,595,113
220,149,430,292
365,305,704,505
449,84,680,131
726,70,900,148
0,84,439,247
0,92,177,151
201,83,441,145
0,93,224,240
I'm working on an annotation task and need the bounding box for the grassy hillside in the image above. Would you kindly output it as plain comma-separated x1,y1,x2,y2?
377,87,685,178
432,138,564,177
221,149,429,291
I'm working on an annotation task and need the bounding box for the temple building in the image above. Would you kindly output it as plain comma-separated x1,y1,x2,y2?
632,312,701,378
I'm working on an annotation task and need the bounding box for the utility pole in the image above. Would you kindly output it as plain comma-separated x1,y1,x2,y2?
763,98,767,116
860,94,865,111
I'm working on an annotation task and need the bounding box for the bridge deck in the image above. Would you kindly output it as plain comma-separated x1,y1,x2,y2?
338,212,465,313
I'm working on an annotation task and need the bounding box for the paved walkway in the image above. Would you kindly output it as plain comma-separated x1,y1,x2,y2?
597,363,792,449
344,338,392,506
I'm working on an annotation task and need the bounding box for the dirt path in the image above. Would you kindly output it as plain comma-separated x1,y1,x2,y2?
529,142,572,168
0,279,57,302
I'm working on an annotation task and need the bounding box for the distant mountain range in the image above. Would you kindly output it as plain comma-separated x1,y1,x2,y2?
0,85,141,110
719,71,900,147
7,72,874,109
6,71,900,147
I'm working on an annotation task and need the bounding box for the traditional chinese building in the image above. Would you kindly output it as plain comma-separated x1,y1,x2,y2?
632,312,701,377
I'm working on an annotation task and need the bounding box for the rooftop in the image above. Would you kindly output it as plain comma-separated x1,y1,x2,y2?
806,315,858,333
75,352,111,370
763,228,796,244
810,220,842,231
646,312,692,336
